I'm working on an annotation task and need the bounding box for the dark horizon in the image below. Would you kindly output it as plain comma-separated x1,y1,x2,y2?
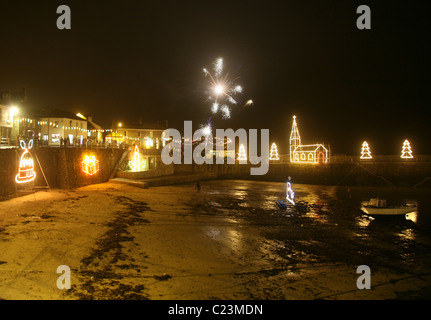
1,0,430,156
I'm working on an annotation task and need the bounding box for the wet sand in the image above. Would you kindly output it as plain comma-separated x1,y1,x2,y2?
1,180,431,300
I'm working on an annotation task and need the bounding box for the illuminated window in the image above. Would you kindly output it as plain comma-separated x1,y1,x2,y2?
301,153,306,160
145,137,154,149
308,153,313,161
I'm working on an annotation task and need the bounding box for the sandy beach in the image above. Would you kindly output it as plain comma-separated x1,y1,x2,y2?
1,180,431,300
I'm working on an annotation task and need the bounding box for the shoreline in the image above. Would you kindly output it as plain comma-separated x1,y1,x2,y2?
0,180,430,299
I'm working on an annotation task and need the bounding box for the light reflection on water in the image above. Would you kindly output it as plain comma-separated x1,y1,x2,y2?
398,228,416,242
191,180,431,272
199,180,431,231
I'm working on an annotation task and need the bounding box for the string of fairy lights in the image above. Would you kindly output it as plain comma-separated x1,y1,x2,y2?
6,117,148,141
5,117,416,159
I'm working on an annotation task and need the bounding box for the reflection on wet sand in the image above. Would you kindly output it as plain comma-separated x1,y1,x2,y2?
192,180,431,286
2,180,430,300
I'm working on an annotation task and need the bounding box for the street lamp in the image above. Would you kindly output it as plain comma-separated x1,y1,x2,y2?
116,123,122,148
10,106,18,123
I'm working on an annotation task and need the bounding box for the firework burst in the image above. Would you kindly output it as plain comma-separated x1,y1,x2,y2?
197,117,213,146
203,57,244,119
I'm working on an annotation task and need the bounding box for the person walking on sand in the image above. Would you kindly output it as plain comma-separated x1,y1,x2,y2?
195,182,201,192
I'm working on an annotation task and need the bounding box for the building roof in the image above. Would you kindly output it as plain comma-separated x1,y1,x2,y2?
19,107,85,121
117,121,168,131
294,144,327,152
87,119,103,130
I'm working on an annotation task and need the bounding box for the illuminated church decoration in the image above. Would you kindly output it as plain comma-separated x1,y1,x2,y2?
16,140,36,184
289,115,328,164
82,155,100,176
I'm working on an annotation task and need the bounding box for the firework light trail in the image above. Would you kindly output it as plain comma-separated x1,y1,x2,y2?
198,118,213,146
198,58,252,144
203,57,244,120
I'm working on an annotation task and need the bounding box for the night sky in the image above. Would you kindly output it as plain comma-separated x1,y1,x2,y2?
1,1,429,155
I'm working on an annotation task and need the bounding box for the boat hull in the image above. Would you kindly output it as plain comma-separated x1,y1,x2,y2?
276,200,288,209
362,206,417,216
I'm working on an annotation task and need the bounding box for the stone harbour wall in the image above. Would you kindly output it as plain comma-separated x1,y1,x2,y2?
174,161,431,188
2,148,431,198
0,149,19,197
0,147,125,196
116,156,174,180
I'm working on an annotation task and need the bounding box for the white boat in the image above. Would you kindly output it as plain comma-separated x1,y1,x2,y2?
361,198,417,216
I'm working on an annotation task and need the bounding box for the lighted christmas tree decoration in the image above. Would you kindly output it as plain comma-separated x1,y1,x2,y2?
360,141,372,159
269,143,280,160
15,140,36,184
129,145,146,171
237,144,247,161
401,139,413,159
82,155,100,176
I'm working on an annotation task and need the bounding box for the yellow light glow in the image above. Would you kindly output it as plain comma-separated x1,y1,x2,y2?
145,137,154,148
76,113,87,120
214,84,224,95
15,149,36,184
269,143,280,160
82,155,100,176
129,145,146,171
15,140,36,184
237,144,247,161
360,141,372,159
401,139,413,159
289,116,328,164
